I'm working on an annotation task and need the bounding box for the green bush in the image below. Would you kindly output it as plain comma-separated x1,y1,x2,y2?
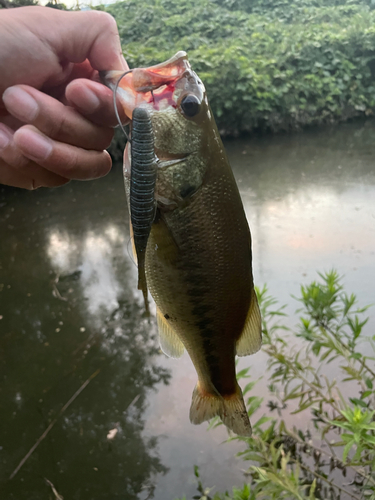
104,0,375,135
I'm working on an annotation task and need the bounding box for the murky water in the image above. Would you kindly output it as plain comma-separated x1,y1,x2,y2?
1,121,374,500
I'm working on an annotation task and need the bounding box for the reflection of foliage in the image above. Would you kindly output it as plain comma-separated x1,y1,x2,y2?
40,300,170,500
0,294,170,499
103,0,375,135
0,183,171,500
176,271,375,499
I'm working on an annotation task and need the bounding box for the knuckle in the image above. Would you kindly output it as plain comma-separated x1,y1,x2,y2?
1,147,30,170
63,150,80,177
49,112,69,140
98,129,114,150
87,11,117,31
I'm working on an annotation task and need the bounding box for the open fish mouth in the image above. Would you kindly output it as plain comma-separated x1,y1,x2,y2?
101,51,192,120
101,51,205,122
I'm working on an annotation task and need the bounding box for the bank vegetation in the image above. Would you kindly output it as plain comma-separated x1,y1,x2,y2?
103,0,375,135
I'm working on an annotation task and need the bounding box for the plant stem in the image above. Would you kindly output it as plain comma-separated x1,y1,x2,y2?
321,322,375,380
263,345,342,414
294,460,362,500
287,430,375,487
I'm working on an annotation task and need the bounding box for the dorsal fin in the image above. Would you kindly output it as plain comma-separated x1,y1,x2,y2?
236,287,262,357
156,308,185,358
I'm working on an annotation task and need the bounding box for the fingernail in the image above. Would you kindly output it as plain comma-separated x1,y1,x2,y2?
3,87,38,122
76,87,101,112
0,129,10,149
15,128,53,161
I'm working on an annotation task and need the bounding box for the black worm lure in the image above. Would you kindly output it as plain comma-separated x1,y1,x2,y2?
130,107,158,315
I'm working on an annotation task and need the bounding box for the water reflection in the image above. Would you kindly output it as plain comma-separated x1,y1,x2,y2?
0,176,170,500
46,226,128,322
0,121,375,500
225,121,375,311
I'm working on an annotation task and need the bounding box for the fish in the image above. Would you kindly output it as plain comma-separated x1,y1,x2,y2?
102,51,262,437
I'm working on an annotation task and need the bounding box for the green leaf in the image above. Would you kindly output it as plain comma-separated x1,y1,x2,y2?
342,439,355,463
237,368,251,380
253,416,274,428
349,398,368,408
361,390,373,399
365,378,373,389
363,434,375,445
242,381,257,396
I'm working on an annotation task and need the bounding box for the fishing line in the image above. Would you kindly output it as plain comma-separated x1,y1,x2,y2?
113,69,134,141
113,69,136,263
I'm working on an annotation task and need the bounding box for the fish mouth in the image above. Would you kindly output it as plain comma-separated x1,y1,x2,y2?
101,52,190,120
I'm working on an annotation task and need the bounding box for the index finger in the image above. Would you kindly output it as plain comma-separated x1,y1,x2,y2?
65,79,129,128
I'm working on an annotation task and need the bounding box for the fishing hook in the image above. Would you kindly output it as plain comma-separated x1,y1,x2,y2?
113,69,134,142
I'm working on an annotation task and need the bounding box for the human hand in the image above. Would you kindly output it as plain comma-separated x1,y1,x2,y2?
0,6,128,190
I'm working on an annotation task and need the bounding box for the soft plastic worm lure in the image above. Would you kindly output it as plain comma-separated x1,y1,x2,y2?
129,107,158,315
113,71,158,314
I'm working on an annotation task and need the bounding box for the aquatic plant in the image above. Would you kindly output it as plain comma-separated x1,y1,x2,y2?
176,270,375,499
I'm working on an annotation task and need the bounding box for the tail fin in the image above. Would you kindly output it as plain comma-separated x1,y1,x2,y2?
189,382,252,437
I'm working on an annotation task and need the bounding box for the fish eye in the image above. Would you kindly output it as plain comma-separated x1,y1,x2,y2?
180,94,200,117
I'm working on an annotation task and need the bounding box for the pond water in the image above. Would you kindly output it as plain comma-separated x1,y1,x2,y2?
1,121,374,500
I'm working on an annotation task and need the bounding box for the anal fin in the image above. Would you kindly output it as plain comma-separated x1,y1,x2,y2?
156,308,185,358
236,287,262,357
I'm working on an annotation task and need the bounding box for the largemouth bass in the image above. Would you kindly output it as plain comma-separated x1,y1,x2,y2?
103,52,262,437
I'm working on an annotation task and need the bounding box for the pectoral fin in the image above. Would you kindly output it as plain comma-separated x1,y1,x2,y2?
157,308,185,358
236,287,262,356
